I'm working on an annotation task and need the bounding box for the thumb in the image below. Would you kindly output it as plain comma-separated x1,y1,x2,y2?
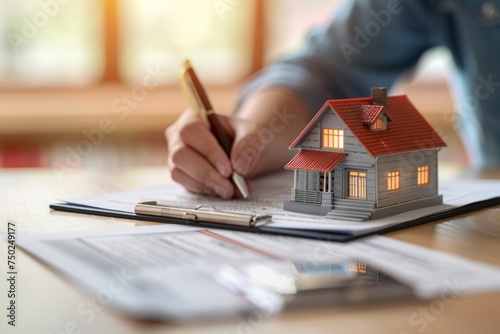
230,119,265,177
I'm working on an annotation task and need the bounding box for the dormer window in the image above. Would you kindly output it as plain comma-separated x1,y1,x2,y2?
371,116,387,131
361,105,391,132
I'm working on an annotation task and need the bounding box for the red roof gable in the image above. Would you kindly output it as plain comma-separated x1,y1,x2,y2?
285,150,347,172
289,95,446,156
361,105,389,124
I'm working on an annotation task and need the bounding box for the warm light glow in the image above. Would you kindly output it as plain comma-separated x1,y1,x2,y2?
373,117,385,130
0,0,101,85
349,260,367,274
418,166,430,185
322,128,344,149
120,0,254,84
348,171,367,199
388,171,400,191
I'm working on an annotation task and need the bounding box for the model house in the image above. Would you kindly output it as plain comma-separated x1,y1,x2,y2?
283,87,446,221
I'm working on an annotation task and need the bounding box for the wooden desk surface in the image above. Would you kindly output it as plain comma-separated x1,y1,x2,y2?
1,167,500,334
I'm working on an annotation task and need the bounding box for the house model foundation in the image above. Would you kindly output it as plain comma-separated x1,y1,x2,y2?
283,87,446,221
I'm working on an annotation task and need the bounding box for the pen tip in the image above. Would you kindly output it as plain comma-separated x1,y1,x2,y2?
245,196,250,201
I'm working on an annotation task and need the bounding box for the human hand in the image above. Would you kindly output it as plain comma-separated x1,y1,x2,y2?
165,108,262,199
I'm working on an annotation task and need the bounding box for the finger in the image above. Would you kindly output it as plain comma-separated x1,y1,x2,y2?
165,109,232,178
170,167,218,197
169,143,235,199
165,109,206,153
178,121,232,177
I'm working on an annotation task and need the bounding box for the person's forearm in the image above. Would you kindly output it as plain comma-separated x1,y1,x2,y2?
234,88,311,177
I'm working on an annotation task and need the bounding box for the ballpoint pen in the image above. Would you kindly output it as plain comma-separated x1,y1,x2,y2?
180,59,250,200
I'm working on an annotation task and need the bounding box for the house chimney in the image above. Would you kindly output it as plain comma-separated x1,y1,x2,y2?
371,87,387,107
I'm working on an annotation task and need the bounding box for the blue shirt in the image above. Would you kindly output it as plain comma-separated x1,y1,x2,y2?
240,0,500,171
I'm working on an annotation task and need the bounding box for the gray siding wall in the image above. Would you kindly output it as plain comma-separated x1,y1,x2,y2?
306,171,319,191
332,167,342,198
301,125,321,149
297,170,307,189
376,150,439,208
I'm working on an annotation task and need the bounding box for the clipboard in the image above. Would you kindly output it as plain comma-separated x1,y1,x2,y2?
49,195,500,242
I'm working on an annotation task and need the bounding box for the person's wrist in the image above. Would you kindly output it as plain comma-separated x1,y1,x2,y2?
231,87,311,176
235,87,309,119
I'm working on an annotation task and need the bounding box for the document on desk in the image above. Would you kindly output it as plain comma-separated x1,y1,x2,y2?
18,224,500,321
56,172,500,237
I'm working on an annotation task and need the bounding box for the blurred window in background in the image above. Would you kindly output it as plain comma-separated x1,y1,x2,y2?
120,0,255,85
0,0,103,86
0,0,451,87
0,0,258,87
0,0,342,87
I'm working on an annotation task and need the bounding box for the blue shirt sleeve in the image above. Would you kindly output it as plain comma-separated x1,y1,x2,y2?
238,0,444,115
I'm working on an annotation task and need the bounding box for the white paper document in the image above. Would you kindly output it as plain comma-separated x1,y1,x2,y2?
18,224,500,321
62,172,500,234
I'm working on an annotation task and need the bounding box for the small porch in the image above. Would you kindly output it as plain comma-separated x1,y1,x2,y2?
283,150,347,215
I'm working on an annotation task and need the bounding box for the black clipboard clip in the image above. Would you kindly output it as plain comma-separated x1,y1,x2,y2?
134,201,271,227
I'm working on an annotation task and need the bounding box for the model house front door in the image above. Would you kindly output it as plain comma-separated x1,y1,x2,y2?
348,171,367,199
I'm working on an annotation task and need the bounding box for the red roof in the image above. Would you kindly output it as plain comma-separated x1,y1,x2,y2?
361,105,389,124
285,150,347,172
289,95,446,156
